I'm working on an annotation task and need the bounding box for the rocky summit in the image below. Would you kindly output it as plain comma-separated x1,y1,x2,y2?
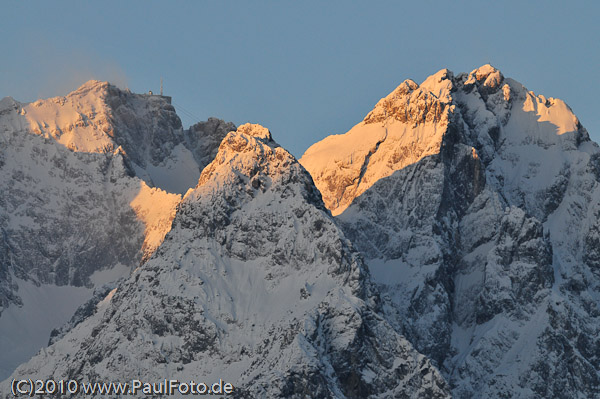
302,65,600,398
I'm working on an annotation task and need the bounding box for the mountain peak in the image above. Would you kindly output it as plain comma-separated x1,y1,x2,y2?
420,68,454,102
320,64,600,398
195,123,302,198
236,122,272,141
212,123,278,161
465,64,504,90
76,79,109,89
301,64,587,215
471,63,500,79
391,79,420,96
68,80,111,98
11,79,241,196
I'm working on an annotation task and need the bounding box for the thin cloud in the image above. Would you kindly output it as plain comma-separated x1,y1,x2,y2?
7,37,128,101
36,56,129,99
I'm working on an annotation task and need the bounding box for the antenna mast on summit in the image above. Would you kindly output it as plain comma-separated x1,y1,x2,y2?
160,78,163,96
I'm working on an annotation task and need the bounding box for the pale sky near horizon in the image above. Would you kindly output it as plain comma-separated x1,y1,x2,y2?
2,1,598,157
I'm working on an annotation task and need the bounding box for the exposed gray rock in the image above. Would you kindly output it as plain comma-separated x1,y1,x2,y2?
185,117,237,171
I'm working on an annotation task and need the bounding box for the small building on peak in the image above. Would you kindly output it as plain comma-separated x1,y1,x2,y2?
145,78,171,103
145,90,171,104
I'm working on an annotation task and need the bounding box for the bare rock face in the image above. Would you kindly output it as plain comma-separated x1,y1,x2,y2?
303,65,600,398
2,124,450,399
185,117,237,171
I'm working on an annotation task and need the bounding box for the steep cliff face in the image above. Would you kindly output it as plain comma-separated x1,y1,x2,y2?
3,124,450,399
0,83,233,380
302,65,600,398
184,117,237,172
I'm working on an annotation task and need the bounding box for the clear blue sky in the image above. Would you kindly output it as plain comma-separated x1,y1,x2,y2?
2,1,598,157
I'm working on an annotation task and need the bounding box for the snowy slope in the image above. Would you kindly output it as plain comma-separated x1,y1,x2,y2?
0,83,233,380
2,124,450,399
300,70,452,215
303,65,600,398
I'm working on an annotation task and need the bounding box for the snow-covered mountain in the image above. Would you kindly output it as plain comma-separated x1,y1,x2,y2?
17,80,234,194
301,65,600,398
0,82,233,380
4,66,600,398
2,124,450,398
